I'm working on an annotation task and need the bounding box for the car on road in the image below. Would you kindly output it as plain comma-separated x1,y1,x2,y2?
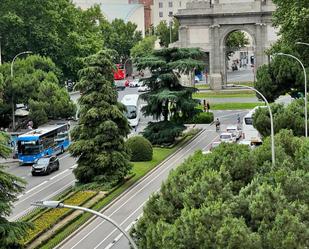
226,125,242,140
219,132,235,143
129,79,141,87
31,155,60,176
202,141,222,154
138,84,150,92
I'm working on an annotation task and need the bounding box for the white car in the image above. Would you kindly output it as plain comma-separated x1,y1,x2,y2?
219,132,235,143
226,125,242,140
138,84,150,92
129,79,141,87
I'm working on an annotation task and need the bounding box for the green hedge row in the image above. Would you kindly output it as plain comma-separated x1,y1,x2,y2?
188,111,214,124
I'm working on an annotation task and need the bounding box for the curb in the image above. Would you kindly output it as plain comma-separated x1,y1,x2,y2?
55,129,205,248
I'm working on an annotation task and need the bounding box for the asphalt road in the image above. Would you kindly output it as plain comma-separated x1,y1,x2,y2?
56,111,247,249
8,153,77,221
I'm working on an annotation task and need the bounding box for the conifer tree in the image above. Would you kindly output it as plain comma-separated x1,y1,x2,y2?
69,50,131,184
0,132,30,249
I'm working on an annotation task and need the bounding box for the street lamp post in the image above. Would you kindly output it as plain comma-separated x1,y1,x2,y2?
10,51,32,130
232,84,275,166
32,201,138,249
274,53,307,138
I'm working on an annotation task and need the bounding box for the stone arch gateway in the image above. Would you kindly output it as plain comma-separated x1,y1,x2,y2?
174,0,278,89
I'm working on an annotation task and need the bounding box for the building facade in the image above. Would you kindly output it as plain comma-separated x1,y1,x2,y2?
130,0,154,32
152,0,191,27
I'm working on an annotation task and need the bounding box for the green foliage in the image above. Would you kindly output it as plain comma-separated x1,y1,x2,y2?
225,31,249,59
0,132,30,249
130,36,156,61
155,19,179,47
101,18,142,62
126,136,153,162
136,47,204,125
255,56,305,102
69,50,131,184
132,130,309,248
142,121,185,146
0,0,103,80
0,55,75,128
189,111,214,124
253,100,307,137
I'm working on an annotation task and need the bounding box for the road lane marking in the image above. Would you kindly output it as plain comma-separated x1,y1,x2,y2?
67,129,216,249
49,169,69,180
202,135,220,151
25,180,49,194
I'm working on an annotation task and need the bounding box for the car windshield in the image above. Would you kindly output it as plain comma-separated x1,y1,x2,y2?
227,129,236,132
220,135,231,139
244,117,253,125
36,158,49,165
125,105,137,119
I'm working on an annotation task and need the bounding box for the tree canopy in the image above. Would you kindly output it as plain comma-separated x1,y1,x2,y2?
155,19,179,47
0,55,76,128
101,18,142,63
0,0,103,80
130,36,156,62
225,31,249,60
132,130,309,248
69,50,131,184
0,132,30,249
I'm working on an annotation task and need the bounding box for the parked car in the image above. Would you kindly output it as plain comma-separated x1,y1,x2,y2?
31,155,60,176
219,132,235,143
226,125,242,140
138,84,150,92
129,79,141,87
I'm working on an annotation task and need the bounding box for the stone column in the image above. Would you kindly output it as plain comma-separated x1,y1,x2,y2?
209,24,222,90
179,25,188,48
255,23,267,69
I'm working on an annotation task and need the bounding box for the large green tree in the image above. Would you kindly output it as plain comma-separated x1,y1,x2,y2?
155,19,179,47
0,132,30,249
69,50,131,184
225,31,249,60
0,0,103,80
130,36,156,62
131,130,309,248
100,18,142,63
0,55,75,128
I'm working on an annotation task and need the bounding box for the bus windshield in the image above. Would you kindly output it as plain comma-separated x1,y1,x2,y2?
244,117,253,125
125,105,137,119
19,144,41,155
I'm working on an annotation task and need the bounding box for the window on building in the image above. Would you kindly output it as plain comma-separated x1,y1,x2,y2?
159,2,163,8
179,1,182,7
168,1,173,7
169,11,173,17
159,11,163,18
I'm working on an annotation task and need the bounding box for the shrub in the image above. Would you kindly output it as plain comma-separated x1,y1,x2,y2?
142,121,185,146
189,111,214,124
126,136,153,162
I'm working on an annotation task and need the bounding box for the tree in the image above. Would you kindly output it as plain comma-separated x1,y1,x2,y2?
131,131,309,248
69,50,131,184
0,55,75,128
253,100,307,137
100,18,142,63
130,36,156,61
155,19,179,47
0,132,30,249
0,0,103,80
225,31,249,60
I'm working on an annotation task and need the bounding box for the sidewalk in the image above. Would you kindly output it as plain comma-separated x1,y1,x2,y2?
0,157,19,165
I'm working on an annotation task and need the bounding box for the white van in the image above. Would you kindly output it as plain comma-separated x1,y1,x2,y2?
242,106,265,143
121,94,141,128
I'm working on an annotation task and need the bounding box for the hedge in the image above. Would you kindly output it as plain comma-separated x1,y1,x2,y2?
126,136,153,162
23,191,97,245
188,112,214,124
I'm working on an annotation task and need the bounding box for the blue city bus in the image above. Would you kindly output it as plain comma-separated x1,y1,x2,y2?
17,123,70,164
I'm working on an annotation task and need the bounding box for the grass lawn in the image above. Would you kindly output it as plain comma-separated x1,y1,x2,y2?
195,84,210,90
210,102,265,110
193,90,256,99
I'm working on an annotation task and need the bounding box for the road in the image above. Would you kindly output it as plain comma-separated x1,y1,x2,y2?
56,111,247,249
8,153,77,220
227,68,254,83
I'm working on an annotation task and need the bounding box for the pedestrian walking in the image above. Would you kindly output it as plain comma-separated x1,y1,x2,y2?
206,101,210,112
203,99,207,112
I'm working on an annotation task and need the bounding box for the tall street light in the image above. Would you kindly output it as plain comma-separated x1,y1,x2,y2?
274,53,307,138
10,51,32,130
232,84,275,166
296,42,309,47
32,201,138,249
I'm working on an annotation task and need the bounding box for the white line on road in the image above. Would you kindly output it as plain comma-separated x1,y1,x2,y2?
67,129,214,249
49,169,69,180
25,180,48,194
